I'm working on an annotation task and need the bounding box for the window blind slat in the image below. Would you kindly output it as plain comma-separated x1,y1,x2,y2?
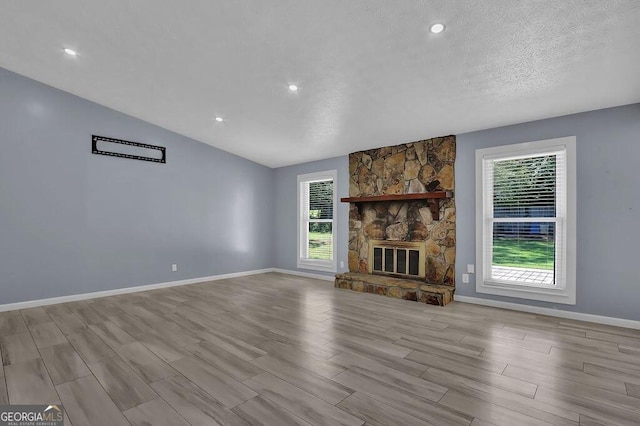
490,154,557,218
308,180,334,219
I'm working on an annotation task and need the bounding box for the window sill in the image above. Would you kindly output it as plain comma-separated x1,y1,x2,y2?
476,279,575,305
297,259,337,273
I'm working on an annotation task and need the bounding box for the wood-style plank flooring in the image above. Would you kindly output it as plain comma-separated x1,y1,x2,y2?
1,272,640,425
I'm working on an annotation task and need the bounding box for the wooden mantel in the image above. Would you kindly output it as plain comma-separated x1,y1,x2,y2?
341,191,453,220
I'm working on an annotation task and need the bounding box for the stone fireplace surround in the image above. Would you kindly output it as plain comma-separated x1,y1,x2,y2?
335,136,456,306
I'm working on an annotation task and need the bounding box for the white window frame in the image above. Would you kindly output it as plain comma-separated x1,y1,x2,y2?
475,136,576,304
297,170,338,272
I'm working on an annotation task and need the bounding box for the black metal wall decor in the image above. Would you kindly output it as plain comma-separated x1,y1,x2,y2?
91,135,166,163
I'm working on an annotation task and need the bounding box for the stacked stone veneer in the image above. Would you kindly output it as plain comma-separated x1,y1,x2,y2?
338,136,456,305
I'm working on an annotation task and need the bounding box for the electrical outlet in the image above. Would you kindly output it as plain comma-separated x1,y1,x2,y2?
340,261,345,269
462,273,469,283
172,264,177,272
467,264,475,274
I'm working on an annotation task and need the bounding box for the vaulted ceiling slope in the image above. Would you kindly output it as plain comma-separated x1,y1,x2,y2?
1,1,639,167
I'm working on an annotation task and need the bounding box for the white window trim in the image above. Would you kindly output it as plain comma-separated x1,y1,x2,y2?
475,136,576,305
297,170,338,272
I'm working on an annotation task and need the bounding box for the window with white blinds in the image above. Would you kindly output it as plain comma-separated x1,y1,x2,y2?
297,170,337,272
475,137,576,304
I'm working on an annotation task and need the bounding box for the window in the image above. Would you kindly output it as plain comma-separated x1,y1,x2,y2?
297,170,337,272
476,137,576,304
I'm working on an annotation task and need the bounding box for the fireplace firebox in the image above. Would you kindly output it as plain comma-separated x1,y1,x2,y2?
369,240,425,278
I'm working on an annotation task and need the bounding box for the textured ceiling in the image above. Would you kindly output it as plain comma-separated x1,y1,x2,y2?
1,1,639,168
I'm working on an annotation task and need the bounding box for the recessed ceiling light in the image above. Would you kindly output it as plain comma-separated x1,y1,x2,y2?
288,84,299,92
429,23,445,34
215,116,223,122
63,48,77,56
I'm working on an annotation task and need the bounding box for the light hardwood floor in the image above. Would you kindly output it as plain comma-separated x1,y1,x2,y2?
1,272,640,426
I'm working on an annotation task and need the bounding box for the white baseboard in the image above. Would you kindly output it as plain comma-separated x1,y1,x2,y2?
271,268,335,282
6,270,636,330
454,295,640,330
0,268,275,313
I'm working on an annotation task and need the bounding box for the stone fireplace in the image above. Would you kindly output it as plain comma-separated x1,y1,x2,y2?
335,136,456,306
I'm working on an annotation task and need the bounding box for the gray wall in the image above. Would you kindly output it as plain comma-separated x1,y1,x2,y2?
273,156,349,278
0,67,274,304
456,103,640,321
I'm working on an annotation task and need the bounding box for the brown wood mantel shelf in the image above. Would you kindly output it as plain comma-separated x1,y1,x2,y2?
341,191,453,220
